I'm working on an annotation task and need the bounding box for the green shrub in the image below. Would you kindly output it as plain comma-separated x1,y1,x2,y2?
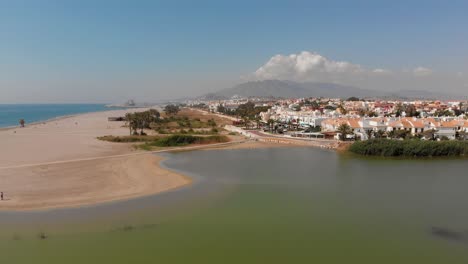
157,128,168,134
97,135,160,143
349,139,468,157
138,135,229,149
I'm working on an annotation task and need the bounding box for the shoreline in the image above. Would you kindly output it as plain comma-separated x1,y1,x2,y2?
0,106,139,131
0,106,342,212
0,140,273,212
0,154,192,212
0,104,258,212
0,138,304,212
0,107,159,211
0,113,88,131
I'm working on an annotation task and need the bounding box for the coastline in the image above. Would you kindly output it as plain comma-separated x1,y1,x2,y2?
0,139,275,212
0,106,341,212
0,107,169,211
0,105,269,211
0,113,87,131
0,154,191,212
0,106,134,131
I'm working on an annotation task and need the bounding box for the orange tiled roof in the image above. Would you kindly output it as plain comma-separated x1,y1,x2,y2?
439,120,460,128
347,119,361,129
388,121,403,128
401,119,413,128
403,118,425,128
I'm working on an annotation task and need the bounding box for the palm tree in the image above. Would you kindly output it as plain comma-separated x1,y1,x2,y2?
138,111,151,135
422,129,436,140
242,116,250,129
267,119,275,132
254,117,261,129
365,129,373,140
456,130,467,140
337,123,353,141
125,113,133,135
125,113,139,135
375,130,386,139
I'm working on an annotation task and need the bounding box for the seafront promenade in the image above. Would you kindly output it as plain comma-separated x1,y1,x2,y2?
224,125,341,149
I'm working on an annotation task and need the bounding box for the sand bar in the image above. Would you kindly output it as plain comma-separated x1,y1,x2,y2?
0,109,192,211
0,107,312,211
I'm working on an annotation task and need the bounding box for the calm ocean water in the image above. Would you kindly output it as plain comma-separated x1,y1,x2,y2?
0,104,109,128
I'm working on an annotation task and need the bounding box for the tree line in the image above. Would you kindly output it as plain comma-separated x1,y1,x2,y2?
349,139,468,157
125,105,181,135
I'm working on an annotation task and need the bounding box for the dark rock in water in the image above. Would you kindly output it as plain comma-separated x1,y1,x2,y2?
141,223,159,229
111,224,135,232
122,225,134,232
431,227,468,244
38,232,48,240
111,223,159,233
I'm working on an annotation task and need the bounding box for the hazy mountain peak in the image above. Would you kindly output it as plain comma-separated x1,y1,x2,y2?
205,80,379,99
199,80,461,100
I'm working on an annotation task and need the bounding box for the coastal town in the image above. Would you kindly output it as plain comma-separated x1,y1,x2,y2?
186,96,468,142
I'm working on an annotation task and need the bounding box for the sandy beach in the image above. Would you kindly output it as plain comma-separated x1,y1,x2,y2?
0,107,328,211
0,109,191,211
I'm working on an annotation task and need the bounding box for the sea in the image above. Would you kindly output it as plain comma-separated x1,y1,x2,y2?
0,104,109,128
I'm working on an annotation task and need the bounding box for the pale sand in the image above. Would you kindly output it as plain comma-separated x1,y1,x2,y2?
0,154,189,211
0,109,190,211
203,140,295,150
0,108,316,211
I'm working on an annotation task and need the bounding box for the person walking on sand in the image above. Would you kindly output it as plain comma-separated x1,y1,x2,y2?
1,192,3,201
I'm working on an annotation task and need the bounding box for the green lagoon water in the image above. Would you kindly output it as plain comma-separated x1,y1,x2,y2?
1,147,468,263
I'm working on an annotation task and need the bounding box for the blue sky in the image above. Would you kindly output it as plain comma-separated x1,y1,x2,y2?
1,0,467,103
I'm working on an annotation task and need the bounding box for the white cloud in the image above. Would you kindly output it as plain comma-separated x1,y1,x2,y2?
372,68,392,74
412,67,433,77
248,51,467,95
253,51,387,81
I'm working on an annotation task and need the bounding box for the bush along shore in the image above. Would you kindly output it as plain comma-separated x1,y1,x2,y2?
349,139,468,157
99,134,230,150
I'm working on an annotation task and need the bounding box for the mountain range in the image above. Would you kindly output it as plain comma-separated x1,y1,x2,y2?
199,80,461,101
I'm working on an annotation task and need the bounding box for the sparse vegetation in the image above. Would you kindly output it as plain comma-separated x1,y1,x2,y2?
99,109,233,150
217,101,271,120
99,133,229,150
164,104,181,116
125,109,161,135
150,111,225,134
123,108,228,136
138,135,229,149
97,135,161,142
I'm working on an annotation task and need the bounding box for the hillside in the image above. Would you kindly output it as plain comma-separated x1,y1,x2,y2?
201,80,381,99
199,80,457,100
